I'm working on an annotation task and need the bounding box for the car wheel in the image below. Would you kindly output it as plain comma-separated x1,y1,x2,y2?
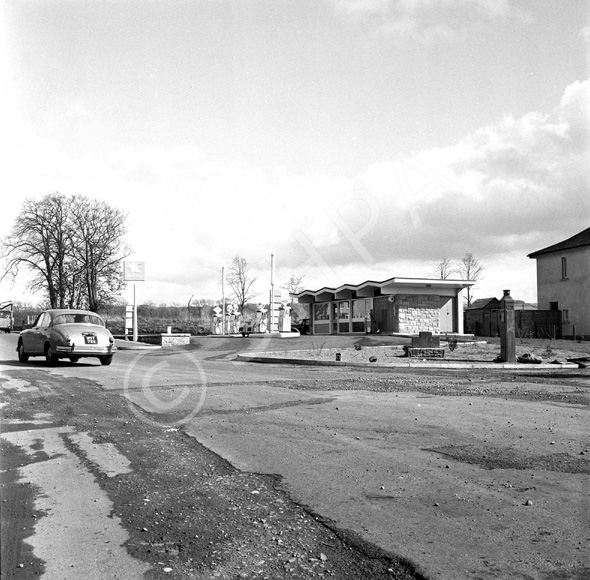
17,342,29,362
100,355,113,366
69,357,80,363
45,344,59,366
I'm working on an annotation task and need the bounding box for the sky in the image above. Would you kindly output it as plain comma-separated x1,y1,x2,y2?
1,0,589,308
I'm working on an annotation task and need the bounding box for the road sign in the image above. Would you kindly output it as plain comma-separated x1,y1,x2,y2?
123,261,146,281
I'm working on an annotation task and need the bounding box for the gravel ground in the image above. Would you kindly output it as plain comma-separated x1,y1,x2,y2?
255,338,590,365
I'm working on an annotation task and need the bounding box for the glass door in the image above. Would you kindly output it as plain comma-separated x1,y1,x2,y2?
337,301,351,333
352,299,371,333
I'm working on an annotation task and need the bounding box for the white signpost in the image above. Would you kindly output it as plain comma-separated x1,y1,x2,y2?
125,305,133,337
123,261,145,342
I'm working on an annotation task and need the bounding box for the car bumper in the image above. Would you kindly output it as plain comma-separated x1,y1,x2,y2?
56,345,117,356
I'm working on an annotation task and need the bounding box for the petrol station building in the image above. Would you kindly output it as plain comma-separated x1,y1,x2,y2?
295,277,474,335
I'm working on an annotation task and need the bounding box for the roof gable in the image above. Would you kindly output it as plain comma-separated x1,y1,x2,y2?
528,227,590,258
466,297,500,310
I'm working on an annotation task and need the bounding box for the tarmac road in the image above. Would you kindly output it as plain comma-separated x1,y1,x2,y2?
2,333,421,580
1,333,589,580
1,335,152,580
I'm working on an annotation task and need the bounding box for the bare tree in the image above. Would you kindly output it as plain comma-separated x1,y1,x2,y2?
283,274,308,322
459,252,484,306
1,193,73,308
187,294,194,320
226,255,258,312
283,274,305,306
69,195,130,311
1,193,130,311
434,256,455,280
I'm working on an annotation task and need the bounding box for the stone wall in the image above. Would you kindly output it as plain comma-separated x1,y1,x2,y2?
396,294,440,334
406,347,445,358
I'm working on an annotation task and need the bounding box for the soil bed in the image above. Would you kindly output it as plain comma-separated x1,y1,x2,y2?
257,339,589,365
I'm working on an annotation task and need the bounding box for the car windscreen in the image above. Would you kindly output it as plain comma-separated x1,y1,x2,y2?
52,314,104,327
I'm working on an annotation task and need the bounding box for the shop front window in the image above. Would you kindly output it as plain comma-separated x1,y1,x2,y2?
314,303,330,321
313,303,330,334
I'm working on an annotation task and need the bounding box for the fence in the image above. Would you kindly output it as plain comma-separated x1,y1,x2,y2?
464,309,562,339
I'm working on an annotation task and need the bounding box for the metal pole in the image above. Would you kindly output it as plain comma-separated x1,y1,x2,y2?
133,283,138,342
221,266,226,335
270,254,275,333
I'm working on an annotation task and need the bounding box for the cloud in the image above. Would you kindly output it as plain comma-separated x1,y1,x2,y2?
330,0,393,14
329,0,529,42
300,79,589,274
3,74,587,305
66,101,91,119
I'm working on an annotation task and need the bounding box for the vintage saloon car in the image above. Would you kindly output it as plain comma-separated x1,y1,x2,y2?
17,309,117,365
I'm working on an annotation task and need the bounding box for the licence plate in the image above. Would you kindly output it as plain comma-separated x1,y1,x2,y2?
84,334,97,345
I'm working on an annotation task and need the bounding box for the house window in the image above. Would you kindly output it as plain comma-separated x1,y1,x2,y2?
561,257,568,280
563,309,569,322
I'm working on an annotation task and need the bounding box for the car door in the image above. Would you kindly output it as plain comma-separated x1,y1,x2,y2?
21,312,41,353
28,312,50,354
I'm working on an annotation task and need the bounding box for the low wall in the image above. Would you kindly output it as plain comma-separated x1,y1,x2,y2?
405,347,445,358
160,333,191,347
115,333,191,346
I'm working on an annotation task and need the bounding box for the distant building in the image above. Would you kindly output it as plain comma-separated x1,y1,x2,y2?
464,298,500,337
464,295,558,338
295,276,474,335
528,227,590,339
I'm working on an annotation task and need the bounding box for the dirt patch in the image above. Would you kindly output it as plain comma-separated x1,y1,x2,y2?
257,341,589,365
267,370,590,406
426,444,590,474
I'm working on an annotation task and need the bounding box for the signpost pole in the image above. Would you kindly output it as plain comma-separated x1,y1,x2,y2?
221,266,226,336
123,261,145,343
133,283,138,342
